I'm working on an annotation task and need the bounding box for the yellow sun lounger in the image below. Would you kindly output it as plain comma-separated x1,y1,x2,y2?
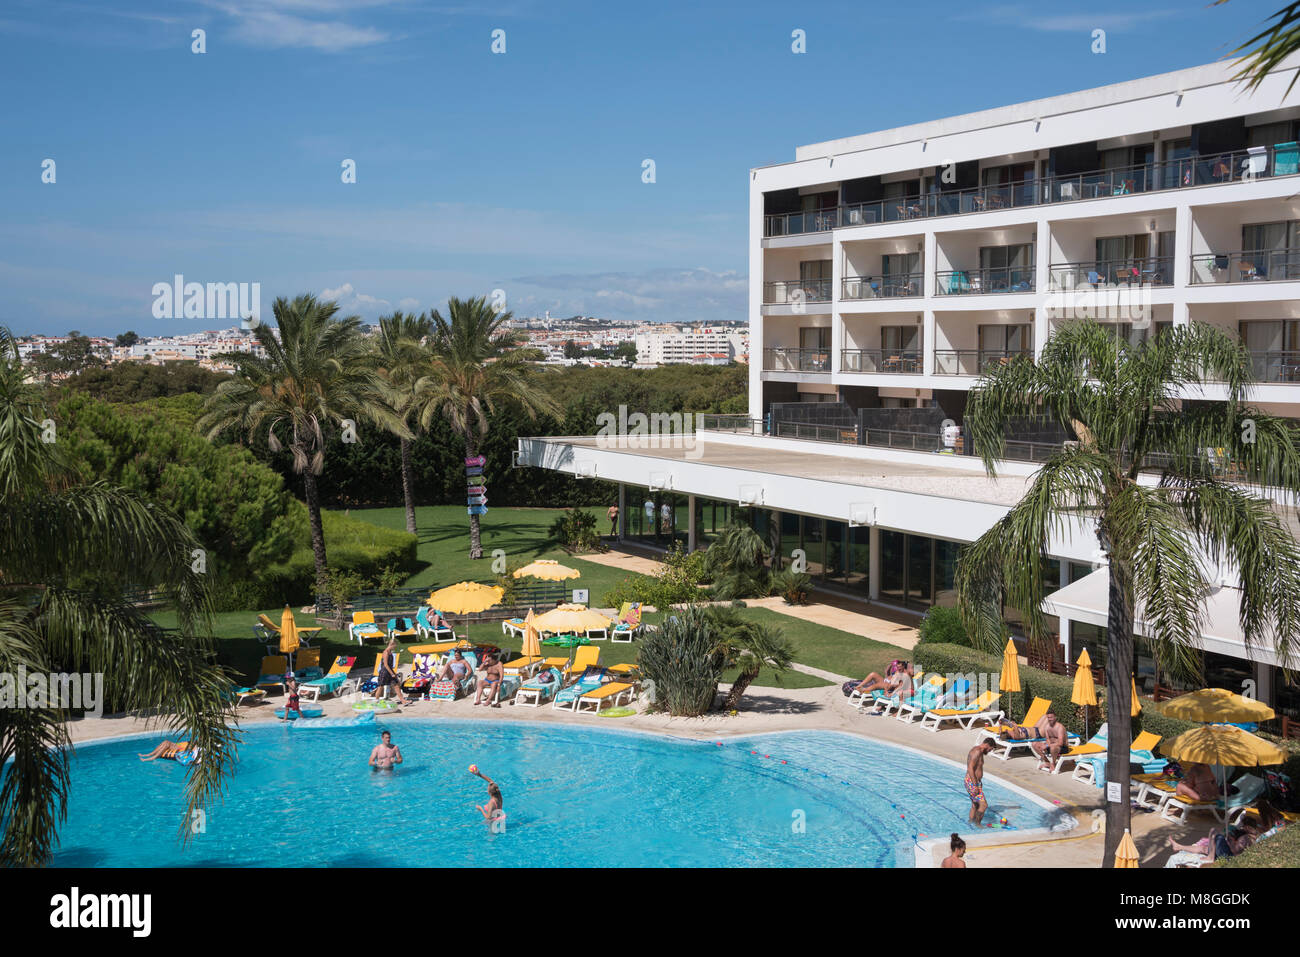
409,640,472,655
575,681,636,714
917,690,1002,732
564,646,601,678
1062,730,1161,780
503,655,544,678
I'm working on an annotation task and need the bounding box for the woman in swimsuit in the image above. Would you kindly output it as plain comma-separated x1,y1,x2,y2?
283,674,302,719
138,740,191,761
438,649,472,683
374,639,402,701
474,653,503,707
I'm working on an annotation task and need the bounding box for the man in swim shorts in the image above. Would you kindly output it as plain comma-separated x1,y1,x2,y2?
368,730,403,770
282,673,302,720
965,739,996,824
1030,710,1070,771
474,652,504,707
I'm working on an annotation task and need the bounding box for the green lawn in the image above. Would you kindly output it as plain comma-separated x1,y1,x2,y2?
157,504,921,692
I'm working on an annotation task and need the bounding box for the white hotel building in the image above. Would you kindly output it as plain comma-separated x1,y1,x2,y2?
519,60,1300,723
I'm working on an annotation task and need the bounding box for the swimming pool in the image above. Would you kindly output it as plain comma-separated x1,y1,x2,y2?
45,720,1071,867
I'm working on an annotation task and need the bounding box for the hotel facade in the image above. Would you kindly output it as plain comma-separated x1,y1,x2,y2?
519,60,1300,721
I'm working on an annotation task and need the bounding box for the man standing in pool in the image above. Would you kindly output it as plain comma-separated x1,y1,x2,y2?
470,764,504,829
368,730,403,771
964,739,996,825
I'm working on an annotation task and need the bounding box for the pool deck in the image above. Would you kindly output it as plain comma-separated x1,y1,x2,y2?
66,679,1198,868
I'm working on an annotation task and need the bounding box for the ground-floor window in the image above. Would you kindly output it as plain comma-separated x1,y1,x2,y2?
878,529,959,610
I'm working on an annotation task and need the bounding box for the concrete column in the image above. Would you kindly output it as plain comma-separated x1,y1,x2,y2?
617,483,626,542
1059,558,1070,591
868,525,881,600
1059,616,1072,661
1255,662,1275,707
1034,216,1052,357
687,494,697,552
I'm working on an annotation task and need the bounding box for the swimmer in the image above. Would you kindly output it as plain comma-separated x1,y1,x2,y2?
470,765,504,826
941,833,967,868
368,730,403,770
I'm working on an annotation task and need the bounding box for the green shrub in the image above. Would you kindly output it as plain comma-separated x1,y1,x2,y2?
663,541,711,584
636,605,724,716
260,509,418,606
769,568,812,604
917,605,972,646
548,508,601,552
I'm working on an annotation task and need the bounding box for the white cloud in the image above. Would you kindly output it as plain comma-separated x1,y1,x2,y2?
510,266,747,323
319,281,391,315
199,0,394,51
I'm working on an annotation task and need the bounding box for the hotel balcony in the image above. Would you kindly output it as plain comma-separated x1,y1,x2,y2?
762,279,832,305
933,349,1034,376
1189,248,1300,284
840,348,923,374
762,143,1300,238
1047,256,1175,289
840,273,924,301
935,266,1034,295
762,347,831,373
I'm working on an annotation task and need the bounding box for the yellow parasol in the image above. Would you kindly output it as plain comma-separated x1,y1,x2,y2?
1071,649,1098,739
1130,674,1142,717
1161,724,1286,768
999,638,1021,694
427,582,504,644
512,559,580,581
279,605,300,662
1114,828,1139,868
521,608,541,659
1161,688,1275,725
531,603,611,636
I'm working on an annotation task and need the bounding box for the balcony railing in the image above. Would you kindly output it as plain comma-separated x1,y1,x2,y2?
933,349,1034,375
772,421,859,444
763,279,832,304
840,349,923,374
935,267,1034,295
1247,351,1300,383
697,414,763,434
840,272,924,300
1048,256,1174,289
762,348,831,373
1189,249,1300,284
763,143,1300,237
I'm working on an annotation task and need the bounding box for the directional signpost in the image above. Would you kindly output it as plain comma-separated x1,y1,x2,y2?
466,456,488,516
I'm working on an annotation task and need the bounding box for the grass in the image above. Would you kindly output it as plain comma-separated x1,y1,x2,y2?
1214,820,1300,868
155,505,928,693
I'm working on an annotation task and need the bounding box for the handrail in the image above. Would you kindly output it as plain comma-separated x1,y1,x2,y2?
841,273,924,299
1048,256,1174,288
933,349,1033,375
935,267,1034,295
762,347,831,372
763,143,1300,237
762,279,833,303
840,349,923,374
1189,248,1300,284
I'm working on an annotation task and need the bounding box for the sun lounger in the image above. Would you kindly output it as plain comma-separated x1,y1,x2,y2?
416,607,455,641
850,668,927,712
975,697,1078,759
501,617,527,638
254,655,289,693
256,613,322,653
1069,730,1161,783
299,655,358,703
349,611,386,645
502,655,544,678
543,646,602,679
574,681,636,714
611,602,643,642
893,675,948,722
1159,773,1267,824
513,668,564,707
292,647,324,682
400,653,438,699
917,690,1003,732
553,667,611,711
387,616,420,641
408,639,471,655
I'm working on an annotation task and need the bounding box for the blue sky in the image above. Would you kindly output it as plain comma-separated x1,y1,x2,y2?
0,0,1284,336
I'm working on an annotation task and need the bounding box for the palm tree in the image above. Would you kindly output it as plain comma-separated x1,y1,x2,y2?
198,294,408,590
703,605,794,711
955,320,1300,865
1218,1,1300,93
373,312,433,534
0,328,237,866
702,521,770,599
414,296,559,559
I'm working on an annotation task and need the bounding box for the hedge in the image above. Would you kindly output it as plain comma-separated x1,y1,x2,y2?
254,509,418,607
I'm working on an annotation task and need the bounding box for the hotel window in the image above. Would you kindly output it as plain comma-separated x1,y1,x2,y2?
880,324,922,355
1239,320,1300,381
1248,121,1297,149
979,244,1033,288
1241,221,1300,279
1162,138,1194,189
978,324,1031,356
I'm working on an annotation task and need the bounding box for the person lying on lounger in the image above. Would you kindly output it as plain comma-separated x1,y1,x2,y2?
867,663,916,714
1165,802,1284,866
853,660,903,696
1175,762,1219,802
138,740,192,762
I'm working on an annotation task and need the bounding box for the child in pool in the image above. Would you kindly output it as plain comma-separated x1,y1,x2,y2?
470,765,504,827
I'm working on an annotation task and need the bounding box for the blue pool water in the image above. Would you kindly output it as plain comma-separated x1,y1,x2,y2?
45,721,1069,867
